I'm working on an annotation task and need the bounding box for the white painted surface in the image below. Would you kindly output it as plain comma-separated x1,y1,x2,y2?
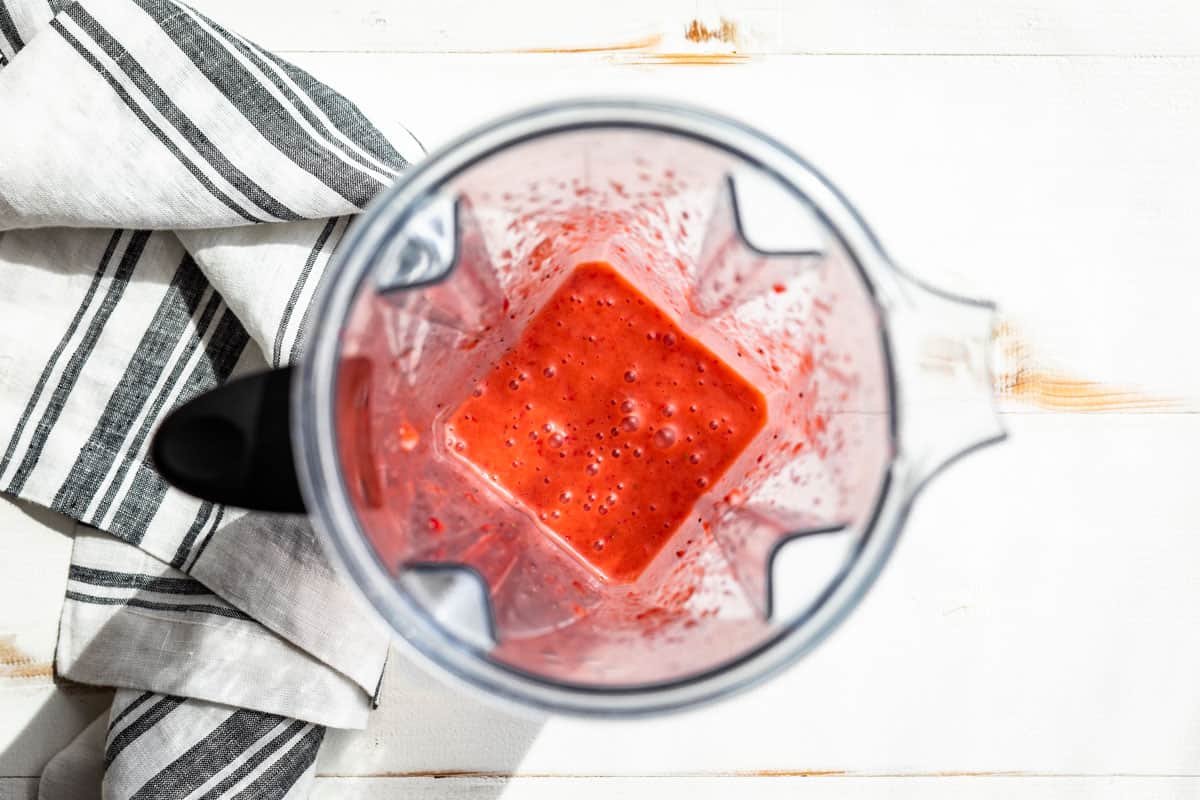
309,776,1200,799
188,0,1200,55
0,500,113,777
4,0,1199,795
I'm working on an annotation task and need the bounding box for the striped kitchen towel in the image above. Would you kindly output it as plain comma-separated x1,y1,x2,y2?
0,0,423,796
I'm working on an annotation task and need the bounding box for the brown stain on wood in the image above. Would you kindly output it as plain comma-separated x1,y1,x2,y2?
993,320,1177,412
748,770,848,777
685,18,740,45
620,52,750,67
514,33,663,54
514,18,749,66
0,635,53,680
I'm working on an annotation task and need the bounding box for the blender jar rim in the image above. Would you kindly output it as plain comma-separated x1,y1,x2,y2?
293,98,941,716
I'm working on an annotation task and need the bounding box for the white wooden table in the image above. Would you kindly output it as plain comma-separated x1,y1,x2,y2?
4,1,1200,796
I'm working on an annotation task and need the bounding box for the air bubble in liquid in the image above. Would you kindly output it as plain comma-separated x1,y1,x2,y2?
653,427,677,449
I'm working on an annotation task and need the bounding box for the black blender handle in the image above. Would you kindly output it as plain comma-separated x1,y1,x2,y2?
151,366,306,513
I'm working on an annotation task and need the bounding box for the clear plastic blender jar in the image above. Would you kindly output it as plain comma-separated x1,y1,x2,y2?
160,100,1006,715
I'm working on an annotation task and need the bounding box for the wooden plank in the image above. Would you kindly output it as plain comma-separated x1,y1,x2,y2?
185,0,1200,56
309,775,1200,798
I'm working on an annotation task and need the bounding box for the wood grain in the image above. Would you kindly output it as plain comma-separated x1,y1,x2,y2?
0,638,52,681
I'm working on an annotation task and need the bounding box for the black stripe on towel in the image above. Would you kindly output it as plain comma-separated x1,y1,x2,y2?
130,0,388,207
88,292,225,529
128,709,287,800
183,504,226,573
68,565,213,595
66,590,253,622
107,691,156,733
0,2,25,53
231,724,324,800
6,230,151,494
171,501,215,569
107,310,247,544
289,217,350,362
264,47,415,169
0,231,122,480
204,15,406,176
273,218,337,367
64,4,302,222
194,721,311,800
106,694,187,767
51,254,211,518
50,18,265,223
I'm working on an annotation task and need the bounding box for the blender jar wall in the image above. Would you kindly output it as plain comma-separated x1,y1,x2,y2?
294,100,1000,714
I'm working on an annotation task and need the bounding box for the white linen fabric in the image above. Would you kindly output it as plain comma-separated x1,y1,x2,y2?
97,689,324,800
0,0,422,795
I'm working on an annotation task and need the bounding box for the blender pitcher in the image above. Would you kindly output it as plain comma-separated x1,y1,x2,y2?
152,100,1006,715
